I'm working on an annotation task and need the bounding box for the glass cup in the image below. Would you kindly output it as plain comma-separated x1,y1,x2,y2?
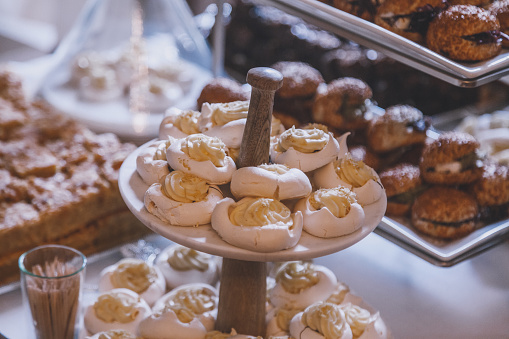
19,245,87,339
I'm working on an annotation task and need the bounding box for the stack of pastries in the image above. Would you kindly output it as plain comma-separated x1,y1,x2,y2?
0,71,150,287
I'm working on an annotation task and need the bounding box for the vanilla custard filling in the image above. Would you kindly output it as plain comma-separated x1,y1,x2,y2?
309,187,357,218
172,110,201,135
335,154,377,188
277,127,328,153
434,161,462,173
167,246,210,272
180,134,228,167
211,101,249,126
165,286,217,315
161,170,209,203
228,197,292,227
94,292,141,323
301,302,349,339
258,163,291,175
340,304,371,338
109,260,157,294
276,262,320,294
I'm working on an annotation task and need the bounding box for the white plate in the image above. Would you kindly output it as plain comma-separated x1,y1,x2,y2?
118,140,387,262
263,0,509,87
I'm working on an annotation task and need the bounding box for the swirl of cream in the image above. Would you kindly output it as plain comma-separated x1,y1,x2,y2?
173,110,201,135
302,123,330,133
229,197,292,227
94,292,141,323
166,286,217,315
340,303,371,338
181,134,227,167
278,126,328,153
276,262,319,294
109,259,158,294
258,163,291,175
275,308,301,332
335,154,378,188
309,187,357,218
211,100,249,126
162,305,196,324
301,302,349,339
161,170,209,203
167,246,210,272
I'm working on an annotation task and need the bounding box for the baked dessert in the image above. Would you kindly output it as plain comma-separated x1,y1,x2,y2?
271,61,324,125
374,0,446,43
197,77,250,109
411,186,479,239
230,163,312,201
487,0,509,48
426,5,502,62
379,163,425,216
312,77,374,138
449,0,493,6
349,145,383,172
144,170,223,226
270,126,340,172
155,243,220,289
85,329,140,339
313,153,384,206
333,0,385,21
98,258,166,306
0,72,149,287
419,131,483,185
211,197,303,252
366,104,430,153
84,288,152,335
469,162,509,221
159,108,201,139
135,138,173,185
295,186,365,238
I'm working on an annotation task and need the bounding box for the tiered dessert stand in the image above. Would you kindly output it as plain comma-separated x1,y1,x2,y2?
119,67,387,336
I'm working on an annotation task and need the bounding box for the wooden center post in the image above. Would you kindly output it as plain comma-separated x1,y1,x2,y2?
215,67,283,336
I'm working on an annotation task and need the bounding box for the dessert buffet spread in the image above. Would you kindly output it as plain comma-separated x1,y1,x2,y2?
0,71,150,287
81,243,390,339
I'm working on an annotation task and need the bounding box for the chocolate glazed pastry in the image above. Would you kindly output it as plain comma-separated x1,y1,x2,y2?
375,0,448,43
426,5,503,61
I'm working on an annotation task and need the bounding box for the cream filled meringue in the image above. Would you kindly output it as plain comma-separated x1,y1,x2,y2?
144,170,223,226
84,288,152,335
155,243,219,289
159,107,201,140
151,283,218,333
199,101,249,149
136,138,173,185
211,197,303,252
166,134,236,184
270,127,339,172
230,164,312,201
98,258,166,307
85,329,139,339
289,302,353,339
339,303,389,339
266,306,302,338
271,116,286,137
295,187,365,238
313,153,383,206
269,262,337,310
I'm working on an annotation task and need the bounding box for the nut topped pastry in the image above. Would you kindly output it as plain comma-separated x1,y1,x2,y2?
426,5,502,61
419,131,483,185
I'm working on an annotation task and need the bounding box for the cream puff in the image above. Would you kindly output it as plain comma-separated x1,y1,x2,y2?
159,107,201,140
270,126,340,173
288,302,353,339
98,258,166,307
426,5,502,62
199,100,249,149
155,243,219,289
269,262,338,310
313,153,383,206
166,134,236,185
151,283,218,333
230,163,312,201
211,197,303,253
84,288,152,335
295,186,365,238
144,170,223,226
136,138,173,185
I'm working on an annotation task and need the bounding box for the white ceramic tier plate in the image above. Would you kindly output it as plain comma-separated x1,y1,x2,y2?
262,0,509,87
119,140,387,262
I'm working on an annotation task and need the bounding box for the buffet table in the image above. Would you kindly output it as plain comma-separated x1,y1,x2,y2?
1,232,508,339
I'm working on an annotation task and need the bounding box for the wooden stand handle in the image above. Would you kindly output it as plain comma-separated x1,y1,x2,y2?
215,67,283,336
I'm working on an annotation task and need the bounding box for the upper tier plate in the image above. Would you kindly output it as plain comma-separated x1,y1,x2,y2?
261,0,509,87
119,140,387,262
